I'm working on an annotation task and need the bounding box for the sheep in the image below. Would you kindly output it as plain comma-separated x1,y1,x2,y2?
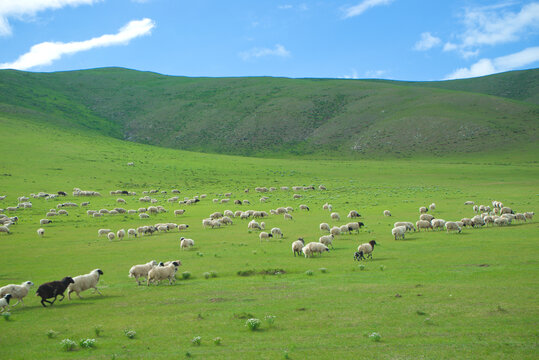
461,218,473,227
284,213,293,220
420,214,435,222
445,221,462,233
40,219,52,225
0,294,12,312
58,209,68,215
347,222,364,233
286,206,294,213
319,185,327,190
36,277,75,307
116,229,126,240
37,228,45,237
292,238,305,256
98,228,112,237
330,212,340,221
0,225,11,234
393,222,415,232
429,203,436,211
107,232,115,241
224,210,234,217
127,228,137,237
270,227,283,238
67,269,104,300
419,206,428,213
319,223,330,232
259,232,273,241
524,212,534,220
293,194,302,199
494,217,509,226
339,224,349,234
302,242,330,258
177,224,189,231
147,261,180,286
299,204,310,211
0,281,34,306
471,215,485,227
248,220,262,231
464,201,475,205
174,209,185,216
501,207,514,215
139,213,150,219
416,220,433,231
383,210,391,217
319,235,334,248
180,237,195,249
473,205,479,213
330,226,341,236
355,240,377,260
431,219,446,230
392,226,406,240
128,260,158,285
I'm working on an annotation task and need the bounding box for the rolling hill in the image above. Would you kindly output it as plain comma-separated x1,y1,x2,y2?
0,67,537,158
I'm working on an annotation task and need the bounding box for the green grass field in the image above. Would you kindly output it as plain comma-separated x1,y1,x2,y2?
0,112,538,359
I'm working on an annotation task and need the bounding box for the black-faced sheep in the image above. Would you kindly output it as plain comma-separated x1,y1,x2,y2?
354,240,377,261
67,269,104,300
36,277,74,307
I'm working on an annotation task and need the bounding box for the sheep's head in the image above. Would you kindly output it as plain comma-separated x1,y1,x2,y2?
95,269,104,275
24,281,34,287
358,222,364,227
3,293,12,303
369,240,377,247
62,277,75,285
172,261,180,267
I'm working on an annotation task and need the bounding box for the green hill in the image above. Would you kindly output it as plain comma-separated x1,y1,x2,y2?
0,67,537,158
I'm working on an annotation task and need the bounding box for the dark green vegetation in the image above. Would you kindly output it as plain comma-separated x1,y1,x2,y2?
0,68,537,158
0,107,538,359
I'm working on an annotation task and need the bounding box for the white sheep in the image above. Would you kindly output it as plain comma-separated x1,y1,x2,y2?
394,222,415,232
0,281,34,306
284,213,293,220
319,234,334,248
419,206,428,213
147,262,180,286
292,238,305,256
174,209,185,216
0,294,12,312
429,203,436,211
127,228,137,237
319,223,330,232
347,222,364,233
431,219,446,230
392,226,406,240
302,242,330,258
464,201,475,205
40,219,52,225
248,220,262,230
180,237,195,249
330,212,340,221
129,260,159,285
524,212,534,220
355,240,377,260
271,227,283,238
330,226,341,236
259,232,273,241
107,232,115,241
416,220,432,231
0,225,11,234
420,214,434,222
98,228,112,236
445,221,462,233
67,269,103,299
139,213,150,219
117,229,126,240
299,204,309,211
383,210,391,217
339,224,349,234
177,224,189,231
37,228,45,237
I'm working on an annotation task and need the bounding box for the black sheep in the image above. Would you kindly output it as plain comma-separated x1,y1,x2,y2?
57,191,67,196
36,277,74,307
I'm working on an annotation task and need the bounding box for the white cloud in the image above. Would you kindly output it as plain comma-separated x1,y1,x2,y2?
414,32,441,51
340,69,359,79
0,0,100,36
278,5,293,10
0,18,155,70
444,46,539,79
342,0,394,18
239,44,290,61
443,42,458,52
364,69,387,78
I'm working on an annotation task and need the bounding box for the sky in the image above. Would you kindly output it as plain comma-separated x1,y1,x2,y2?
0,0,538,81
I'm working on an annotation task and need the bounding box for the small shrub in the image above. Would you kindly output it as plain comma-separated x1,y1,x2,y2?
237,269,255,277
203,272,211,279
46,329,58,339
79,338,96,349
416,310,427,316
94,325,103,337
213,337,222,345
369,332,382,342
358,264,365,271
124,329,136,339
191,336,202,346
60,338,77,351
305,270,313,276
379,265,385,271
319,268,327,273
265,315,276,326
182,271,191,280
185,351,192,358
2,312,11,321
196,252,204,257
209,271,217,278
245,318,262,331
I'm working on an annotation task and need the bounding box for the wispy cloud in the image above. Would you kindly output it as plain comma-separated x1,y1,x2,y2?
239,44,290,61
414,32,441,51
340,69,359,79
444,46,539,79
0,0,100,36
278,5,293,10
364,69,387,78
0,18,155,70
342,0,394,18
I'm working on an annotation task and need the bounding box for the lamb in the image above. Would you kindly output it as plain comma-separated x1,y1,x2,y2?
40,219,52,225
129,260,158,285
429,203,436,211
0,281,34,306
36,277,75,307
420,214,434,222
117,229,126,240
445,221,462,233
392,226,406,240
302,242,330,258
271,227,283,238
416,220,433,231
37,228,45,237
180,237,195,249
319,234,334,248
330,226,341,236
67,269,104,300
419,206,428,213
147,261,180,286
291,238,305,256
107,232,116,241
383,210,391,216
320,223,330,232
0,294,12,312
98,228,112,236
259,232,273,241
355,240,377,261
127,228,137,237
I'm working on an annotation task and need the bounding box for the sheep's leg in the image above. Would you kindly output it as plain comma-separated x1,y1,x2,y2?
58,293,65,302
67,290,73,300
50,296,57,305
11,299,21,307
93,287,102,296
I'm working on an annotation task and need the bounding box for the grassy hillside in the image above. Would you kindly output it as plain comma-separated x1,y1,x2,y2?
0,68,537,158
0,112,538,359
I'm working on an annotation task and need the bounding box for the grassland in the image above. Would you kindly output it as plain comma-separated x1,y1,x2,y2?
0,111,538,359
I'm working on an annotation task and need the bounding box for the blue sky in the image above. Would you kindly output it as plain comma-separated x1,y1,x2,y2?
0,0,538,80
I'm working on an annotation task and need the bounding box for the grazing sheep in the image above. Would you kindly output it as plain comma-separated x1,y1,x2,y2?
330,226,341,236
445,221,462,233
524,212,534,220
319,235,334,248
129,260,159,285
292,238,305,256
383,210,391,217
494,217,510,226
139,213,150,219
302,242,330,258
271,227,283,238
461,218,473,227
429,203,436,211
320,223,330,232
116,229,126,240
177,224,189,231
330,212,340,221
464,201,475,205
347,222,364,233
37,228,45,237
58,209,68,215
394,222,415,232
174,209,185,216
259,232,273,241
392,226,406,240
0,281,34,306
0,294,12,312
180,237,195,249
299,204,309,211
107,232,115,241
419,206,428,214
501,207,514,215
36,277,75,307
319,185,327,190
473,205,479,213
0,225,11,234
127,228,137,237
248,220,262,231
355,240,377,260
147,261,180,286
67,269,104,300
339,224,349,234
431,219,446,230
471,215,485,227
416,220,433,231
40,219,52,225
420,214,435,222
98,228,112,237
284,213,293,220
